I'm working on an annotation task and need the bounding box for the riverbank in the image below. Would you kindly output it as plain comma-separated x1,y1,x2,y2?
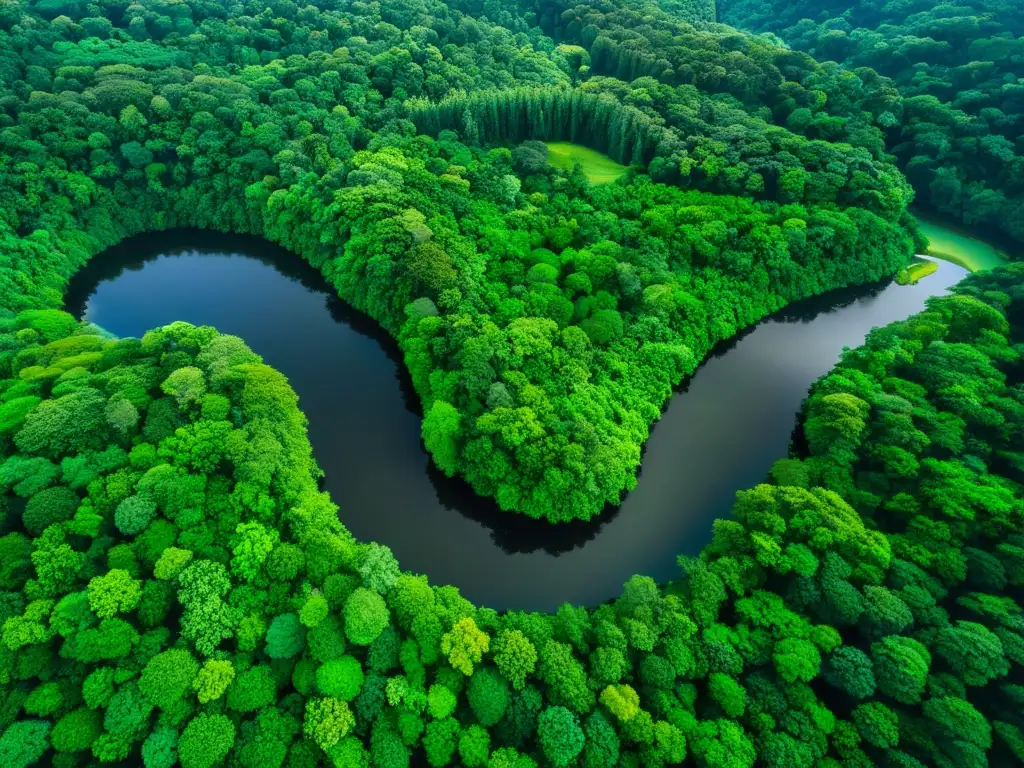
69,231,969,610
916,211,1011,271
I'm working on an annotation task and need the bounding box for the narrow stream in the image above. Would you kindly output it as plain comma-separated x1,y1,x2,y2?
66,231,969,610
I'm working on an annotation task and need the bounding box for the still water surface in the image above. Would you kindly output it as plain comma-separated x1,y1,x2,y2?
66,231,968,611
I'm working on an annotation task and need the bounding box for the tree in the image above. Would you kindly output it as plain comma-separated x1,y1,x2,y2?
142,727,179,768
600,684,640,722
162,367,207,407
178,560,236,656
114,495,157,535
582,711,621,768
316,656,365,701
923,697,992,755
304,697,354,751
231,521,279,583
51,708,102,754
861,586,913,638
708,674,746,718
459,724,491,767
428,684,458,720
106,397,140,436
538,706,585,767
178,714,236,768
344,588,390,646
441,617,489,676
227,665,276,712
423,718,460,767
154,547,193,580
15,388,108,457
359,543,401,595
422,401,462,476
193,660,235,704
23,486,78,535
468,667,510,726
852,702,899,749
493,629,537,690
824,646,876,699
266,613,306,659
139,649,200,710
512,141,549,174
0,720,51,768
871,636,931,705
490,746,537,768
87,568,142,619
931,621,1009,687
540,641,594,713
300,592,330,628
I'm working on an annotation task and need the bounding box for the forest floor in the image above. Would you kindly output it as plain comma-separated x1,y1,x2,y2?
545,142,629,184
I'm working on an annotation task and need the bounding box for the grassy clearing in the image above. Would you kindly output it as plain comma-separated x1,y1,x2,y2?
545,141,629,184
896,257,939,285
917,216,1009,272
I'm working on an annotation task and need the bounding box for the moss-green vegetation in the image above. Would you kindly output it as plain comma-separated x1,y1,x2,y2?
543,143,628,184
0,0,921,524
895,258,939,285
721,0,1024,249
2,265,1024,766
918,218,1010,273
1,0,1023,764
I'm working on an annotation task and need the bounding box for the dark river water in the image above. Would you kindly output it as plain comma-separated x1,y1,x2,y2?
65,231,968,611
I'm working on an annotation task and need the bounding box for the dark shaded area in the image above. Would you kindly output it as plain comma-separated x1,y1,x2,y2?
67,231,967,610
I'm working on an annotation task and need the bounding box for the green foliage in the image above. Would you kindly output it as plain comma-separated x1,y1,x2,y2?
0,0,1020,760
162,367,206,407
0,720,51,768
421,401,461,477
538,706,585,767
23,486,78,535
51,707,102,754
721,0,1024,247
141,727,178,768
178,714,235,768
468,666,511,726
114,495,157,535
193,660,235,704
87,568,141,619
317,656,365,701
227,665,277,713
231,522,279,583
266,613,305,659
154,547,192,580
423,717,460,766
304,697,354,751
300,593,330,628
442,617,490,676
493,629,537,690
824,646,876,700
139,649,199,709
852,701,899,749
872,636,931,705
600,683,640,721
344,589,390,646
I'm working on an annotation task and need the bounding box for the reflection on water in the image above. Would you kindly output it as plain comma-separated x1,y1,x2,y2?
67,231,968,610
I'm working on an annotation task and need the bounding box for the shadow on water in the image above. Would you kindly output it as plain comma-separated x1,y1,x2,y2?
67,231,969,610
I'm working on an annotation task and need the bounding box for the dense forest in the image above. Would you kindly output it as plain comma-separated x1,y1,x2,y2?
719,0,1024,246
1,264,1023,768
0,0,1023,765
0,0,925,521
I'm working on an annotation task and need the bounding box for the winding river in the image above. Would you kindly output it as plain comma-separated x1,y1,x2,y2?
66,231,972,611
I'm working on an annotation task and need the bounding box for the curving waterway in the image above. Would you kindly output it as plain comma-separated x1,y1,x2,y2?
66,230,970,611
